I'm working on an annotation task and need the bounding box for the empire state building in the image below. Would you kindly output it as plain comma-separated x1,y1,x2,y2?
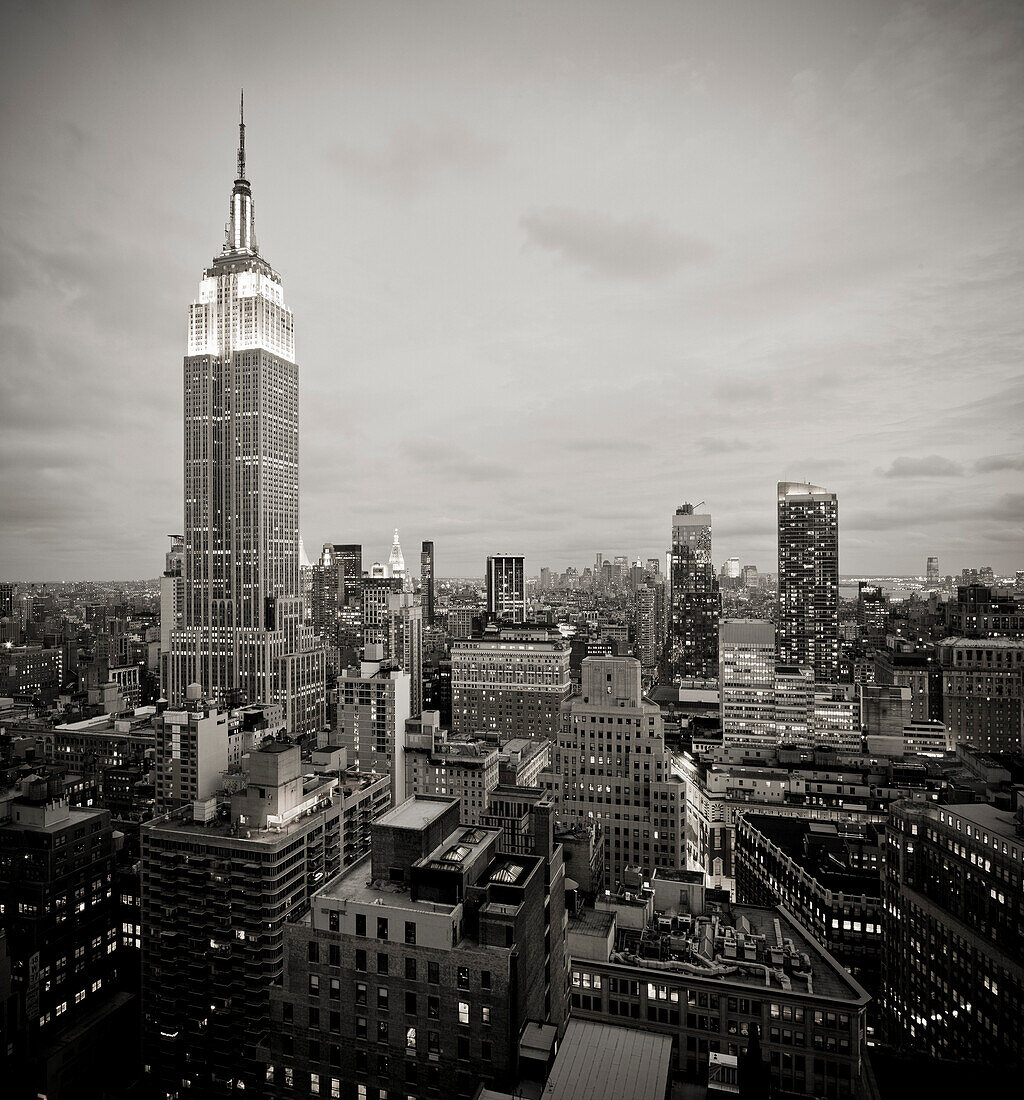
169,98,325,733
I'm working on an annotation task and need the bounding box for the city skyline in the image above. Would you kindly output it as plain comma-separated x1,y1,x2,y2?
2,1,1022,580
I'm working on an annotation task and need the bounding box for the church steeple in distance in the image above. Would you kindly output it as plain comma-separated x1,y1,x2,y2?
225,89,257,255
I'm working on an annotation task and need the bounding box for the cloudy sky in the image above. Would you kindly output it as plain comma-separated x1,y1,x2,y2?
1,0,1022,580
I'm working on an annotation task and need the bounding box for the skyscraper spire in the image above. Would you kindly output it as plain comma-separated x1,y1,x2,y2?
224,92,256,254
237,89,246,180
389,529,406,577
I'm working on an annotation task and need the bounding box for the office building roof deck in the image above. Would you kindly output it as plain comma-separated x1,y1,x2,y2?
739,814,882,898
603,902,869,1004
377,795,457,832
316,853,463,917
568,907,616,938
543,1018,673,1100
935,802,1022,845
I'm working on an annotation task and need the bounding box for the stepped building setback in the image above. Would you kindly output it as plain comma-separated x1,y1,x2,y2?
167,97,325,734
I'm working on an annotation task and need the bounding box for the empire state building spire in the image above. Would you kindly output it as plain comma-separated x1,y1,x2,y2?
225,89,257,255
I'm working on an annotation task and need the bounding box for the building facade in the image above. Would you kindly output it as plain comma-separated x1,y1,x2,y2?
335,648,412,803
567,877,870,1099
937,637,1024,753
551,656,684,887
141,743,389,1096
668,503,720,682
264,795,568,1099
486,555,526,624
420,541,435,626
450,629,571,740
167,101,325,734
882,799,1023,1069
735,815,883,998
719,620,776,746
777,482,839,684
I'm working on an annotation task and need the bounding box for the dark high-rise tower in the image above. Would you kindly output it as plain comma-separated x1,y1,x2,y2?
486,554,526,623
777,482,839,683
168,97,325,733
420,539,435,625
668,503,719,681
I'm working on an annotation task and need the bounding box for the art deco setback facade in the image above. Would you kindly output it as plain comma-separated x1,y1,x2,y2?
167,102,325,734
264,796,568,1099
450,628,571,740
551,656,684,887
567,874,870,1099
882,798,1023,1068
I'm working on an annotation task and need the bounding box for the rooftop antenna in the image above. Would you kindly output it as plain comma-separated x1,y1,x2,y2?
237,89,246,179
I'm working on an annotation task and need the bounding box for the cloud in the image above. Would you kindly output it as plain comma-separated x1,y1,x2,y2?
520,208,712,280
881,455,965,479
975,452,1024,473
401,439,513,483
328,119,498,195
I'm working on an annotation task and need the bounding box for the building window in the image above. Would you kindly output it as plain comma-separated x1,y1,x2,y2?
355,913,366,937
458,1001,470,1025
308,975,319,995
405,921,416,945
457,967,469,990
378,953,389,975
355,950,366,972
377,917,389,940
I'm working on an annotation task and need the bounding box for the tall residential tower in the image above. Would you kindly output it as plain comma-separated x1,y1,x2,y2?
668,503,719,681
777,482,839,683
168,99,325,734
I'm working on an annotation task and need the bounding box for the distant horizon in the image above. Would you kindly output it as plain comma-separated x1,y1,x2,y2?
3,569,1015,588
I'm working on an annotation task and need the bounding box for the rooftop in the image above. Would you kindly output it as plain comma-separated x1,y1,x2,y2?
941,802,1022,845
568,908,616,938
602,902,869,1004
377,795,457,832
317,854,460,916
739,814,882,898
543,1018,673,1100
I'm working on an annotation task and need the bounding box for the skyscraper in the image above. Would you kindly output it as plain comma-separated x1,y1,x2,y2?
926,555,939,586
668,503,719,681
168,99,325,734
387,528,407,587
486,554,526,623
420,539,435,625
777,482,839,683
719,619,776,745
552,656,684,887
311,543,362,644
